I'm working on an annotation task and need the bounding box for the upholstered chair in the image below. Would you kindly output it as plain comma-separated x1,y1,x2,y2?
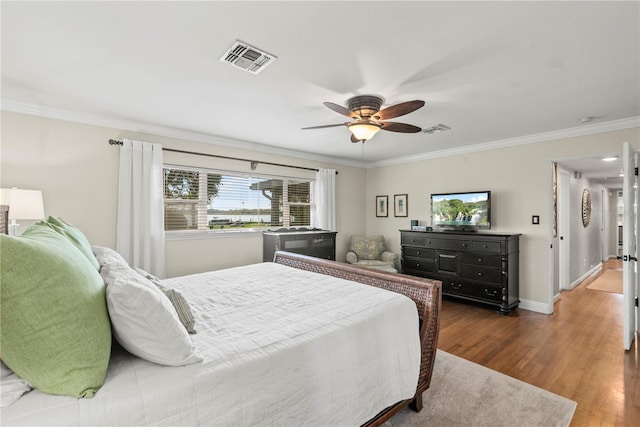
345,235,398,273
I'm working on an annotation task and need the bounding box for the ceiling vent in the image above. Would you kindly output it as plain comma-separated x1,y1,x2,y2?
422,124,451,134
219,40,277,74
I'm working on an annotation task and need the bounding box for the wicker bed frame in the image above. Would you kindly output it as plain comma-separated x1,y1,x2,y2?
272,251,442,427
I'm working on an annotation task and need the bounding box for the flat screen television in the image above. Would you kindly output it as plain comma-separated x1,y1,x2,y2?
430,190,491,231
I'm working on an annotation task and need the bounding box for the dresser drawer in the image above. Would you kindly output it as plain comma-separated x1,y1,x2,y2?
401,235,427,246
442,280,503,303
470,240,502,253
439,239,472,251
462,252,502,268
403,246,435,259
461,265,502,284
402,235,443,249
403,257,437,273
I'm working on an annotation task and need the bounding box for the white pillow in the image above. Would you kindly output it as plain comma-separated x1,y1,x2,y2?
100,263,202,366
92,245,129,269
1,361,31,407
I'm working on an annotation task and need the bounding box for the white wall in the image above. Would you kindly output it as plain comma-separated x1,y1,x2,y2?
568,176,605,285
364,128,640,311
0,111,367,278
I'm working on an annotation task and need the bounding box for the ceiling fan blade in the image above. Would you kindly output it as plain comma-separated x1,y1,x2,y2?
380,122,423,133
323,102,359,118
301,123,346,130
376,100,425,120
351,134,362,143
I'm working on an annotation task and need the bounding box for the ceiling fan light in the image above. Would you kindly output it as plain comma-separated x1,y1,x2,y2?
348,123,381,141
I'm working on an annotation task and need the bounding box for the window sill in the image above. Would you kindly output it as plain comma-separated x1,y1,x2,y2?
164,229,265,241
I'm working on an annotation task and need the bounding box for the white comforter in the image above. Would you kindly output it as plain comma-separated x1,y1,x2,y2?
1,262,420,426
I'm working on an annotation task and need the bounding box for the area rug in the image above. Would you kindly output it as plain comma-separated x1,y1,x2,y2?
586,269,623,294
385,350,576,427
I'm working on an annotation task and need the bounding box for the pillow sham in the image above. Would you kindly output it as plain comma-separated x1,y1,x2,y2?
100,262,202,366
134,267,197,334
45,216,100,271
0,225,112,398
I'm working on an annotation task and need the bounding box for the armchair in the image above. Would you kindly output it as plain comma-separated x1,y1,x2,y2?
345,235,399,273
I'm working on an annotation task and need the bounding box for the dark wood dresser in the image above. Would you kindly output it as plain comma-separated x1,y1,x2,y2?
400,230,520,314
263,228,337,262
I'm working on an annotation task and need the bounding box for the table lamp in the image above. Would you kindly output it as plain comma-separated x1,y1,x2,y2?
0,188,45,236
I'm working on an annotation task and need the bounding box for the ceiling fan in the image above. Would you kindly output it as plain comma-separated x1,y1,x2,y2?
302,95,425,143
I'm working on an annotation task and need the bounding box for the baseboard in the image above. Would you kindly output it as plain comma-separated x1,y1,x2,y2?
518,298,552,314
567,264,602,290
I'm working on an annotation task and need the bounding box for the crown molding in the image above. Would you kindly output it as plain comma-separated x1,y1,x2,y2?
3,99,637,171
1,99,367,169
367,116,640,168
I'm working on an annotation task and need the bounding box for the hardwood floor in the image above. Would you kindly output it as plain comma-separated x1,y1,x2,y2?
437,259,639,426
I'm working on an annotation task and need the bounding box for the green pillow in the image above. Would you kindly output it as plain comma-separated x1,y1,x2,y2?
0,224,111,398
45,216,100,271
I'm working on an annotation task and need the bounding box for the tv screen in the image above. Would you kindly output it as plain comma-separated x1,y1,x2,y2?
431,191,491,230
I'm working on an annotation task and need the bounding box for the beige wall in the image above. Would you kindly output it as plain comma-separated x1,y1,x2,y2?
2,110,638,310
0,111,367,277
364,128,640,311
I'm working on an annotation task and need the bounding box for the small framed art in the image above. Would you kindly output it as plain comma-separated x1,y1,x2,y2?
376,195,388,217
394,194,408,217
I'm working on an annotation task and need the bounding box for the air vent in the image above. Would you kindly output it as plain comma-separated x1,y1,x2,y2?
422,124,451,134
219,41,277,74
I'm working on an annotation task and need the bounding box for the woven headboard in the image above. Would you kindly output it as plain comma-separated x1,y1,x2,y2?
0,205,8,235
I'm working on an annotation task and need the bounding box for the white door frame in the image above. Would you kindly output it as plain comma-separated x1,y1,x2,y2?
557,168,571,292
622,141,638,350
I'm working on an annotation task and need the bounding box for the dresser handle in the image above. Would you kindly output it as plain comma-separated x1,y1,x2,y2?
451,283,462,290
462,243,467,247
416,251,421,255
416,263,420,267
478,272,483,276
478,258,483,262
484,288,497,296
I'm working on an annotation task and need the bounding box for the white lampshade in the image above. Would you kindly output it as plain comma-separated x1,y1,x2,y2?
348,122,382,141
0,188,45,220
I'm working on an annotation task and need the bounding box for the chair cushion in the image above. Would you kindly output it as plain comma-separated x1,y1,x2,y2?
349,235,386,260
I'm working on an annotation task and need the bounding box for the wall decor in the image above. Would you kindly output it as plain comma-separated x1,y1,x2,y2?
376,195,388,217
581,188,591,227
394,194,408,217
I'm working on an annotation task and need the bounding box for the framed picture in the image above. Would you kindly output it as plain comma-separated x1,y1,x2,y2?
376,195,388,217
394,194,408,217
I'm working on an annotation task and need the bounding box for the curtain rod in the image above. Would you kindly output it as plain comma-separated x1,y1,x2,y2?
108,139,337,174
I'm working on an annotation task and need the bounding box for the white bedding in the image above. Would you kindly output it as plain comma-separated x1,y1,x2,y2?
1,262,420,426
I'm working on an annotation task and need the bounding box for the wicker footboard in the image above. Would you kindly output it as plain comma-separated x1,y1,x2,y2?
272,251,442,427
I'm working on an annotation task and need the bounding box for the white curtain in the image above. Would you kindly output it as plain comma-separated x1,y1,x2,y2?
312,168,336,231
116,139,166,278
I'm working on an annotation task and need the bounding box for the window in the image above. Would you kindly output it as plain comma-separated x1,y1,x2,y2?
163,166,312,232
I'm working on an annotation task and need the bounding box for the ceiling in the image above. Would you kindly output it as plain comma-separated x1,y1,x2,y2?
1,1,639,184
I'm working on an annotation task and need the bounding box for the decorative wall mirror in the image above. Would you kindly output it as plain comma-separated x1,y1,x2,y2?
581,189,591,227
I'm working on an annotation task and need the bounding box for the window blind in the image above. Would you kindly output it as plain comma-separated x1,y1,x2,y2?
163,166,313,232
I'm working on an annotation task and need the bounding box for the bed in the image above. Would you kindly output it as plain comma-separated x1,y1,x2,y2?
0,218,441,427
